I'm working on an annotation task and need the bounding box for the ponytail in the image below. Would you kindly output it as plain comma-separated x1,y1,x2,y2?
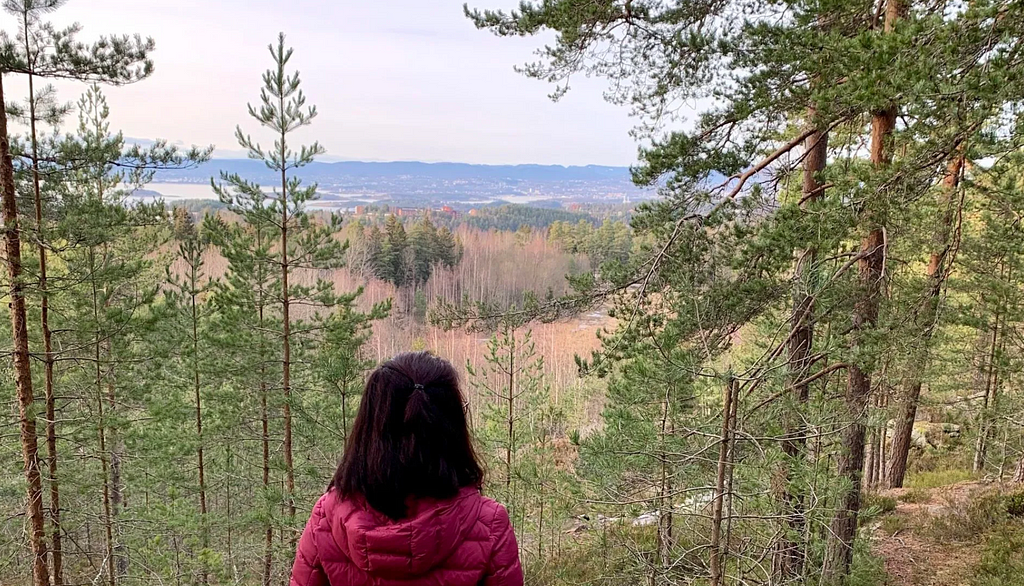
404,384,433,425
333,352,484,520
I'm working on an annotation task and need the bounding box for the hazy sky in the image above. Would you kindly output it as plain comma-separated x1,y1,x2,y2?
9,0,643,166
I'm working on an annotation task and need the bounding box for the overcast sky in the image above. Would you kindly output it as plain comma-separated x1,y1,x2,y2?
6,0,643,166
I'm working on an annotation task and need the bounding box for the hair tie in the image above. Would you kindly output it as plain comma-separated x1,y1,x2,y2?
413,384,425,391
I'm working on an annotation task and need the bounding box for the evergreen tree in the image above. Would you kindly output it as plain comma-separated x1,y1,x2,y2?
212,32,378,582
380,214,409,286
469,0,1024,582
0,4,158,583
161,214,215,584
468,320,550,562
59,85,206,585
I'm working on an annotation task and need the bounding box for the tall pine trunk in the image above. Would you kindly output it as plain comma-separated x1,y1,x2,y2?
656,383,674,581
109,363,127,579
777,118,828,580
191,267,209,585
973,305,1002,473
823,129,889,584
0,70,51,586
90,246,117,586
886,152,964,487
29,73,63,586
280,139,296,552
824,0,900,575
506,332,516,501
865,397,880,489
710,378,737,586
259,225,273,586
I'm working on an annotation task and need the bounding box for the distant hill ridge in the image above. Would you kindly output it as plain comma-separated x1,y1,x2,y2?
153,158,638,183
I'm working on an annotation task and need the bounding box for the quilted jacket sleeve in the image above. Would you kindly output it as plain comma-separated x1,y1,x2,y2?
290,496,328,586
482,503,524,586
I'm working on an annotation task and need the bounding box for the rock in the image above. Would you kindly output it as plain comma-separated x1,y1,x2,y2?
910,421,962,451
632,512,659,527
678,491,713,513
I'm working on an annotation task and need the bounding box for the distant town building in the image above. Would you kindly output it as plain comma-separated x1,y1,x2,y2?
438,205,459,218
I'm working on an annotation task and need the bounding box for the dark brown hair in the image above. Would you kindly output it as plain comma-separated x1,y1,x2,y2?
332,351,484,519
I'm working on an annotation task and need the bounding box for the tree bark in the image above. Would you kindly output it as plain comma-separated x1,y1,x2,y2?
507,330,516,499
657,382,674,579
108,375,127,579
723,378,739,571
90,245,117,586
824,1,899,573
823,225,884,580
27,57,65,585
0,71,51,586
259,232,273,586
886,153,964,488
973,305,1002,473
280,133,297,553
191,264,209,586
777,116,828,581
710,378,737,586
865,427,877,489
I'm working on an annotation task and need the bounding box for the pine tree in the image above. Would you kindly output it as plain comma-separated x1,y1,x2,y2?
0,3,166,582
312,283,390,440
469,0,1024,582
162,214,214,584
956,150,1024,479
229,32,326,556
53,85,207,586
213,32,373,580
886,152,965,488
380,214,409,286
468,319,549,558
205,201,280,585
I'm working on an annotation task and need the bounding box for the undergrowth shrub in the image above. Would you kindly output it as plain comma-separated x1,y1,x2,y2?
924,492,1007,543
971,524,1024,586
847,542,889,586
897,488,929,504
906,468,976,489
880,515,909,536
1004,492,1024,517
859,494,897,526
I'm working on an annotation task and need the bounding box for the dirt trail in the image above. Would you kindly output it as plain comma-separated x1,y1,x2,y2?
869,481,993,586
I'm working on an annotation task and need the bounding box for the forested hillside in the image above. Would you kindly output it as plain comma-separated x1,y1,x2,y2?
2,1,1024,586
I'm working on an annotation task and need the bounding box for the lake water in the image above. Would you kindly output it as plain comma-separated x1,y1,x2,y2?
139,183,219,200
137,184,556,206
134,183,382,207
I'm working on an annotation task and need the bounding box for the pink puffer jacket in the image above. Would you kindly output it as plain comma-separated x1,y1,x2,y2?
290,487,523,586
